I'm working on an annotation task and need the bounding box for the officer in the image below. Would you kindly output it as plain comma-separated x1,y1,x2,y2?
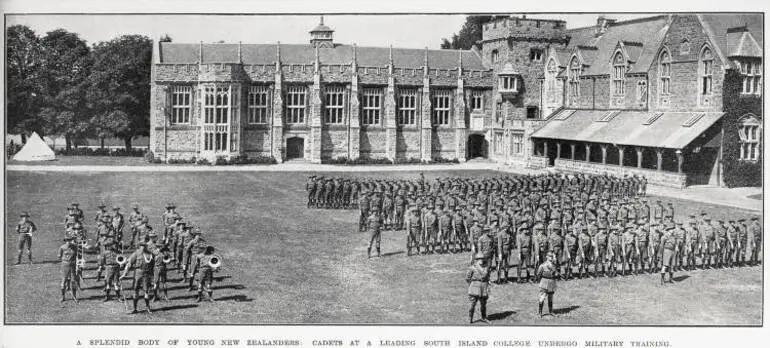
536,252,559,317
111,206,125,251
58,236,79,303
96,240,121,301
405,206,422,256
15,212,36,265
121,241,154,313
466,252,491,324
748,217,761,265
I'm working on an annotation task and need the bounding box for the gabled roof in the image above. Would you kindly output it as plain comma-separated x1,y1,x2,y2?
563,16,670,76
158,42,487,70
700,14,763,64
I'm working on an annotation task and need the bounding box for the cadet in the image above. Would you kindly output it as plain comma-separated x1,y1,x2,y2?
515,221,532,282
306,176,317,207
64,208,79,229
71,202,84,222
366,210,383,258
533,222,549,266
394,193,406,230
593,225,609,276
496,222,512,283
536,252,559,317
621,225,639,276
748,216,761,265
438,208,453,253
714,220,728,268
683,220,699,271
636,221,651,273
121,242,154,313
152,245,173,301
725,220,737,267
672,222,687,272
547,225,564,277
95,204,108,224
405,206,422,256
15,212,36,265
660,225,678,284
161,203,181,244
175,223,191,272
451,206,466,253
466,252,491,324
476,227,495,266
700,216,716,269
58,236,79,303
423,205,438,254
607,223,623,277
563,225,579,280
111,206,125,251
358,191,371,233
96,240,121,301
735,219,748,266
469,218,483,259
649,222,662,273
196,245,219,302
128,205,145,248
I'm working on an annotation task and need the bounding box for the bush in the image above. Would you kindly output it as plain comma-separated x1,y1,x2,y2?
196,158,211,165
167,157,197,164
322,156,460,166
143,150,162,163
724,159,762,188
56,147,145,157
431,156,461,164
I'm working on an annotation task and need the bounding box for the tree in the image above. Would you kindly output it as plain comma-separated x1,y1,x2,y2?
38,29,92,150
7,25,44,138
86,34,152,151
440,16,494,50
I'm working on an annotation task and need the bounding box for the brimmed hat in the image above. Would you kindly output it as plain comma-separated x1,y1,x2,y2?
132,205,140,210
166,203,175,209
113,206,120,211
98,204,106,209
64,236,74,241
474,252,486,260
72,202,79,206
20,212,30,217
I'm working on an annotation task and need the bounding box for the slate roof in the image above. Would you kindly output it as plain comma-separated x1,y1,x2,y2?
700,13,763,63
530,109,724,149
158,42,487,70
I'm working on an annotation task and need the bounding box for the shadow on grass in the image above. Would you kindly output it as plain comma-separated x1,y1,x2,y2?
148,303,199,313
212,284,246,291
215,295,253,302
488,310,516,321
380,251,405,258
672,275,690,282
553,305,580,315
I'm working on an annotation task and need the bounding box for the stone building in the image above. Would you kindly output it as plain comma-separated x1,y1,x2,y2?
149,14,762,187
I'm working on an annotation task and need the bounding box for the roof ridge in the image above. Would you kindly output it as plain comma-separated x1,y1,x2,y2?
567,15,667,32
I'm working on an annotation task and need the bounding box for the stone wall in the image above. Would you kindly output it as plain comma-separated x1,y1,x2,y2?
396,128,421,159
554,158,687,188
359,128,387,158
431,128,457,159
321,127,349,159
243,128,271,154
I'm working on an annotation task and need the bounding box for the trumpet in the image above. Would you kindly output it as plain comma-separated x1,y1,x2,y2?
116,255,127,266
208,254,222,270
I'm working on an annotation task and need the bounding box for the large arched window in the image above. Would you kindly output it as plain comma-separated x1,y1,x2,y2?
612,51,626,96
700,46,714,96
546,58,558,102
659,50,671,96
568,56,581,104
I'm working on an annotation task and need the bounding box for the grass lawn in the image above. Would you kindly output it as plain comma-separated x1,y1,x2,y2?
7,156,149,166
4,170,762,325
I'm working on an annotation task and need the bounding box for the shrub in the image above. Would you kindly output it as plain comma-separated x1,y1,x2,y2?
724,159,762,188
57,147,145,157
144,150,156,163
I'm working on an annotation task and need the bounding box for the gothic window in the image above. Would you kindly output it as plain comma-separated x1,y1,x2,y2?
510,132,523,155
324,85,345,124
247,85,270,124
659,50,671,96
285,85,307,124
738,59,763,95
530,48,544,62
546,58,558,103
491,50,499,64
361,88,382,126
612,51,626,96
470,90,484,111
431,90,452,126
738,114,762,161
397,88,418,126
203,85,230,125
700,47,714,96
568,56,581,104
636,80,648,106
494,132,504,155
170,85,192,124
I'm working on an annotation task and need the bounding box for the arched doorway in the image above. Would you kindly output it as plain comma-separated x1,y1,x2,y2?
467,134,487,159
286,137,304,159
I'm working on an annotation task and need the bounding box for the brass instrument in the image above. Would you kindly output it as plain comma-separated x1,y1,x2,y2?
162,254,173,264
208,254,222,270
116,255,127,266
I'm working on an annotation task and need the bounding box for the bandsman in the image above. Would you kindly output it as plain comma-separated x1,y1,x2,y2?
121,241,154,313
96,240,122,301
58,236,79,303
161,203,181,244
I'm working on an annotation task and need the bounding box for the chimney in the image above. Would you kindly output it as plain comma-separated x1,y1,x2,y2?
595,16,616,37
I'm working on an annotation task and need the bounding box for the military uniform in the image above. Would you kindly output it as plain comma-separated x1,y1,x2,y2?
536,254,558,317
748,217,762,265
111,207,125,250
15,212,36,264
122,244,155,313
366,211,383,258
466,253,491,324
58,237,79,302
405,208,422,256
96,241,122,301
161,204,181,244
660,227,678,284
495,225,512,283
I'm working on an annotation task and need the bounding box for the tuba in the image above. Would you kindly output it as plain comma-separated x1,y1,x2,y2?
208,254,222,270
115,255,127,266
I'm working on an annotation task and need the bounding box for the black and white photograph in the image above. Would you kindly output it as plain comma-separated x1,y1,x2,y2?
1,1,766,343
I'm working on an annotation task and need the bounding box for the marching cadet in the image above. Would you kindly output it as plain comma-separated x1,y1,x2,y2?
700,216,716,269
748,216,761,265
366,210,383,258
111,206,125,251
466,252,491,324
621,225,639,276
496,221,512,283
536,252,559,317
735,219,748,266
405,206,422,256
121,241,154,313
660,224,678,285
195,245,219,302
423,204,438,254
358,190,370,233
438,207,453,253
128,205,145,248
64,208,79,229
152,245,173,301
15,212,36,265
96,240,121,301
516,221,533,283
563,225,578,280
161,203,181,244
58,236,79,303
